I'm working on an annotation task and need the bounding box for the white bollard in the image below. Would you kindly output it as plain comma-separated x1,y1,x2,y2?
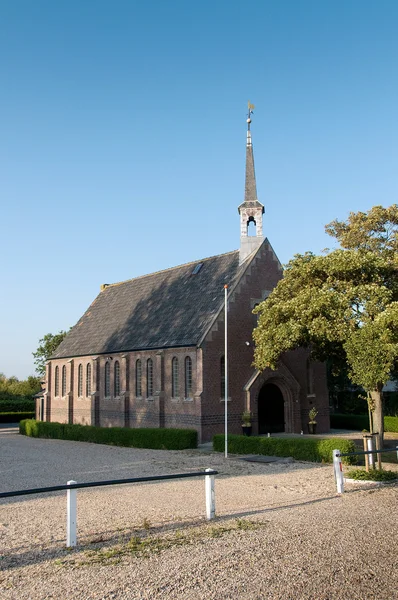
67,480,77,547
333,450,344,494
205,469,215,520
367,437,374,468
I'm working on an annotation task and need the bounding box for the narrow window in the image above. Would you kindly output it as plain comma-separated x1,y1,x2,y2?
54,366,59,396
306,358,314,395
220,356,225,398
147,358,153,397
78,364,83,397
172,357,179,398
114,360,120,396
105,361,111,397
136,359,142,396
247,216,256,236
62,365,67,396
185,356,192,397
86,363,92,397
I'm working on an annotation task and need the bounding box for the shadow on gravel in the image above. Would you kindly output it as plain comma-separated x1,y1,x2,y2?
1,489,368,572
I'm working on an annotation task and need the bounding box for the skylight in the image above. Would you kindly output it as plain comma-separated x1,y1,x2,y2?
191,262,203,275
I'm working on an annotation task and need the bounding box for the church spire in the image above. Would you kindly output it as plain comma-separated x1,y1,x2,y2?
245,102,258,203
238,102,265,264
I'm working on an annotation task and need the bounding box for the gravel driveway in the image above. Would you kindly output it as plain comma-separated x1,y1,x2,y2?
1,426,397,599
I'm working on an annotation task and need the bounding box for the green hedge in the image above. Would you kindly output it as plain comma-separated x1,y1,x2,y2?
19,420,197,450
213,434,357,465
345,468,397,482
331,413,398,433
0,399,35,412
385,416,398,433
0,412,35,423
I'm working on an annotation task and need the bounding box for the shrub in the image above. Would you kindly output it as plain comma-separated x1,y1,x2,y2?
213,434,357,465
331,413,398,433
0,412,35,423
330,414,369,430
0,398,35,412
384,416,398,433
345,468,397,482
19,420,197,450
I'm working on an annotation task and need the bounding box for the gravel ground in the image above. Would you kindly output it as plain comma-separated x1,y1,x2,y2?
1,426,397,599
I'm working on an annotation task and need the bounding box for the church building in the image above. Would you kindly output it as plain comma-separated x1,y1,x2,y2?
39,110,330,442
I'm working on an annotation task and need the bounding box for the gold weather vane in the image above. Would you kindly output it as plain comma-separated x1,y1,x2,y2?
247,101,255,130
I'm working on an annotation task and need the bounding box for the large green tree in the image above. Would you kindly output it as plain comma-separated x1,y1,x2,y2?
33,330,69,376
253,205,398,446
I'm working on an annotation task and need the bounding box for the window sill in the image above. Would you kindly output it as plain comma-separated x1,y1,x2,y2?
219,397,232,402
307,394,316,398
183,397,193,402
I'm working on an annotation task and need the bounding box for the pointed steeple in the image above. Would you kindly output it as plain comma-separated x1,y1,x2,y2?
238,103,265,264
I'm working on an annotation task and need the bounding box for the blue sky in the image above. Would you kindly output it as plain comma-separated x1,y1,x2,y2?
1,0,398,379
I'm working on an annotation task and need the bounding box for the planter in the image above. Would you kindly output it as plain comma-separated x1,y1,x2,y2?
308,423,317,435
242,425,252,436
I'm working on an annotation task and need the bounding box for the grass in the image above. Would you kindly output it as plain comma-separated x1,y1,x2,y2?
53,518,267,567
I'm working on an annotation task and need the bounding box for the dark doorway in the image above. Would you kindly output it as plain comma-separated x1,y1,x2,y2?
258,383,285,434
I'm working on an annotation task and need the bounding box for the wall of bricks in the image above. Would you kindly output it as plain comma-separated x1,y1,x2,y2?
43,240,330,443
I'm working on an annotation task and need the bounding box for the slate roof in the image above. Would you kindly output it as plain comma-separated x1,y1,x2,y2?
52,250,247,359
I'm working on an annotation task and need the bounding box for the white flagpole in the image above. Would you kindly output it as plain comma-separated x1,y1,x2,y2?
224,284,228,458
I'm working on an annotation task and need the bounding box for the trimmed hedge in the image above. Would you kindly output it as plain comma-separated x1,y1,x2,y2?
346,468,397,482
331,413,398,433
385,416,398,433
0,412,35,423
213,434,357,465
0,399,35,412
19,420,197,450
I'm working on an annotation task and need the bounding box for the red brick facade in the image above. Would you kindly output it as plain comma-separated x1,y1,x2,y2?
41,239,330,442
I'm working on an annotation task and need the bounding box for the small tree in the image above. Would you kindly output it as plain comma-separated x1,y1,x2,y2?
253,205,398,447
33,330,69,376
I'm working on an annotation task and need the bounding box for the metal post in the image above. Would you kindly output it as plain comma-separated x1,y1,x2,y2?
374,433,382,470
67,480,77,547
205,468,215,520
224,284,228,459
363,435,369,471
367,437,374,469
333,450,344,494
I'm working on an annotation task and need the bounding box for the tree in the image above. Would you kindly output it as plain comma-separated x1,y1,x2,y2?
253,205,398,447
0,373,41,400
33,330,69,376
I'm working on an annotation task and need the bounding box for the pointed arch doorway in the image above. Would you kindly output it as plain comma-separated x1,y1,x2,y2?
258,382,285,434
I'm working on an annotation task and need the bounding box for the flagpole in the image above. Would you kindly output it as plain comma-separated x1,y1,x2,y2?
224,284,228,458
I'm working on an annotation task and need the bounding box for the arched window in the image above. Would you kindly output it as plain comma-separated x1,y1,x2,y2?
54,366,59,396
172,357,179,398
78,364,83,397
86,363,92,397
147,358,153,397
62,365,67,396
220,356,225,398
105,361,111,397
114,360,120,396
135,359,142,396
247,215,256,236
185,356,192,397
253,302,260,326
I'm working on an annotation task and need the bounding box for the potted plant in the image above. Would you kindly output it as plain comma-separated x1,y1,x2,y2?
308,407,318,434
242,410,252,436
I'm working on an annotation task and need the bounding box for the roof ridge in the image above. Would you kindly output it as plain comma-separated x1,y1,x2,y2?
102,249,239,290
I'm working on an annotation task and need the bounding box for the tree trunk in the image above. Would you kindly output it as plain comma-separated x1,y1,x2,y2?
370,385,384,449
